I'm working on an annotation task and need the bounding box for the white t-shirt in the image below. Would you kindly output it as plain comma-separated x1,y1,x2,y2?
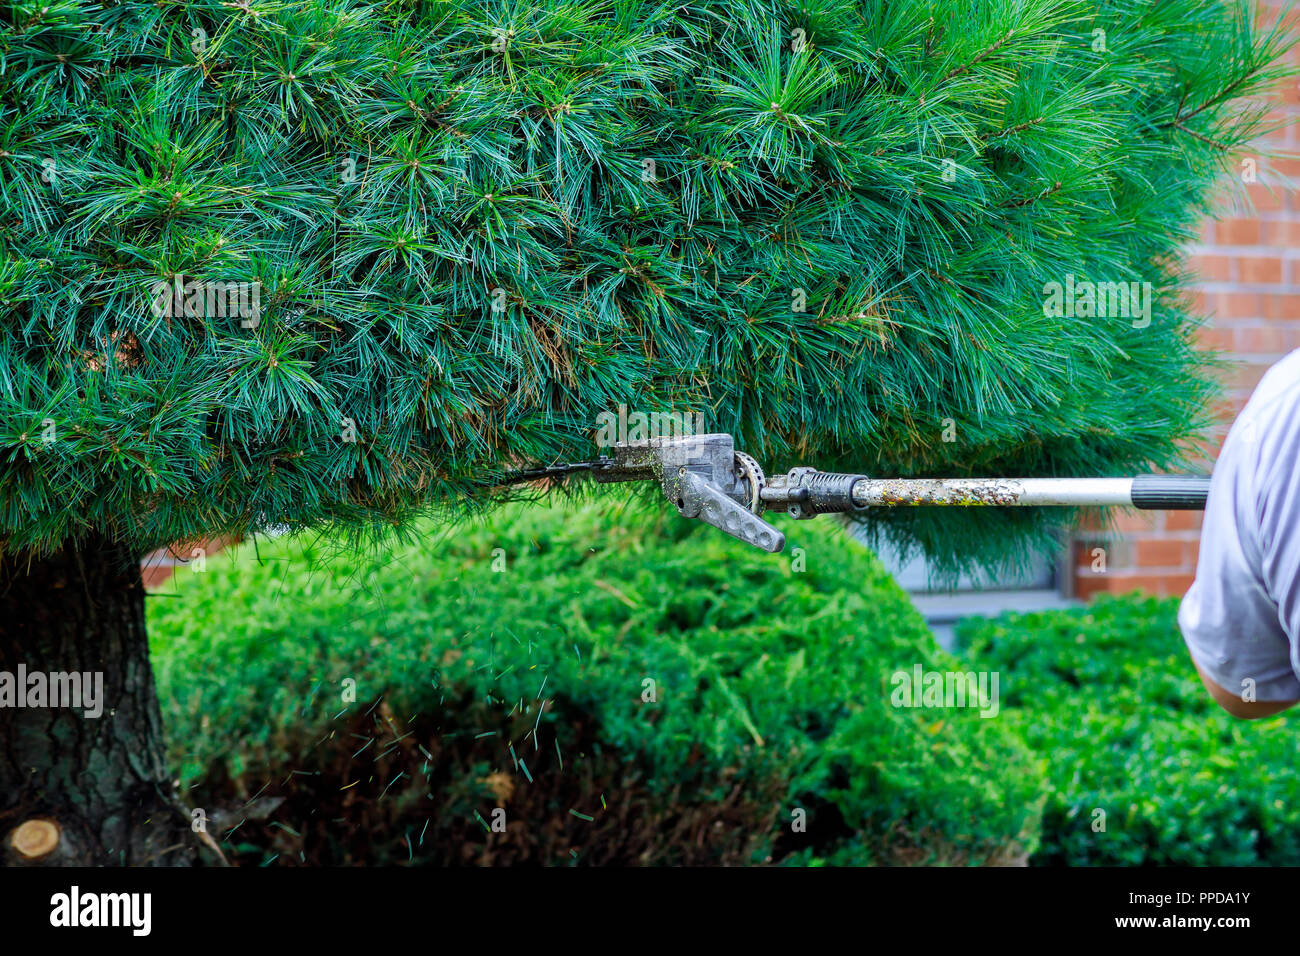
1179,348,1300,703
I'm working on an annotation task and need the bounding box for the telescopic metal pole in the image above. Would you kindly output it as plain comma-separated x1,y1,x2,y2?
847,474,1210,510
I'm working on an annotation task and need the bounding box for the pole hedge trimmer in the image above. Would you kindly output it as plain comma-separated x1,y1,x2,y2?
501,433,1211,554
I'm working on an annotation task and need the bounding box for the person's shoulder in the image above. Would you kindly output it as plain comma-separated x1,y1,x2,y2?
1240,349,1300,426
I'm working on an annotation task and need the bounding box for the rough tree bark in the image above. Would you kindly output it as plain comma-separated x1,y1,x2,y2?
0,536,195,866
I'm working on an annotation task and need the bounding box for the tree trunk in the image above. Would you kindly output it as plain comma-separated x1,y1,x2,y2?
0,536,195,866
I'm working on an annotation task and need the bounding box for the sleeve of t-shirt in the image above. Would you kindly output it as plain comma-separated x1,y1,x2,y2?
1256,414,1300,688
1177,380,1300,704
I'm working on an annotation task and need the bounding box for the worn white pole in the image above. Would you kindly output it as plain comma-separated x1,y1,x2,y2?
850,475,1209,510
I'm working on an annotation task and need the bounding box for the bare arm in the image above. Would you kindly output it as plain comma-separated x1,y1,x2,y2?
1192,659,1297,720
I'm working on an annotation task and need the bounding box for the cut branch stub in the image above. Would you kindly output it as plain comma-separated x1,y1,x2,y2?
10,818,61,860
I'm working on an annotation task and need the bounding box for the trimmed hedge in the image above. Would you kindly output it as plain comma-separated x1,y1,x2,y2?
148,498,1044,866
958,595,1300,866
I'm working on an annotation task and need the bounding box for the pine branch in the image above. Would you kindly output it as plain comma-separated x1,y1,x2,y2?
941,28,1015,83
0,0,1290,574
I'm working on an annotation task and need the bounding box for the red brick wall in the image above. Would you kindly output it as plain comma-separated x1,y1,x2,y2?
1072,0,1300,600
141,535,239,590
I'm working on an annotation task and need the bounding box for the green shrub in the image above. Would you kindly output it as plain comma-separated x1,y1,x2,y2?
148,499,1044,865
957,594,1300,866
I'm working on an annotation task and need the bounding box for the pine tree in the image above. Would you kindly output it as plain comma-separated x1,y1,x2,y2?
0,0,1292,864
